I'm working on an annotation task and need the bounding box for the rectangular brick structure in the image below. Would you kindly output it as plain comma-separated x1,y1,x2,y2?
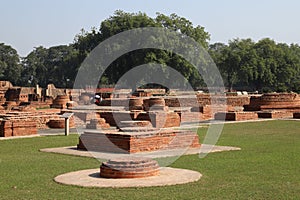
0,118,37,137
215,112,258,121
77,129,200,153
98,111,180,128
258,111,293,119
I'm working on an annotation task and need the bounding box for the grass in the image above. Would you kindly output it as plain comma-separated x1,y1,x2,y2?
0,120,299,199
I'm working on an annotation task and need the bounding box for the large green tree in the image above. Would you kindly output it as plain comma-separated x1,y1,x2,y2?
73,10,210,89
22,45,79,88
209,39,258,91
2,10,300,93
0,43,22,85
209,38,300,92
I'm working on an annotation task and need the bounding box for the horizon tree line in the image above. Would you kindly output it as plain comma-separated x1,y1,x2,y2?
0,10,299,93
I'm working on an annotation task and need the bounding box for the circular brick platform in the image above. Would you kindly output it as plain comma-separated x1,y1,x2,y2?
54,167,201,188
100,157,159,178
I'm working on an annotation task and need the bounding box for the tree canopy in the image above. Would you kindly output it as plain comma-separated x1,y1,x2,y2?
209,38,300,92
0,10,299,93
0,43,22,85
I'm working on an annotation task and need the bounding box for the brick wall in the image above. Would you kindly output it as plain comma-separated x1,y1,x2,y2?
258,111,293,119
99,94,250,108
245,93,300,111
0,119,37,137
98,111,180,128
78,129,200,153
215,112,258,121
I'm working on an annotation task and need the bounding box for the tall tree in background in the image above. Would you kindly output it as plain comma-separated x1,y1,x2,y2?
73,10,210,88
0,43,22,85
1,10,300,93
288,44,300,92
209,38,300,92
22,45,79,88
22,46,48,86
209,39,258,91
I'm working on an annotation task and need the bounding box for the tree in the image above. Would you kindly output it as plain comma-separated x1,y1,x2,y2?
209,39,257,91
0,43,22,85
288,44,300,92
22,45,79,88
22,46,48,86
73,10,210,89
209,38,300,92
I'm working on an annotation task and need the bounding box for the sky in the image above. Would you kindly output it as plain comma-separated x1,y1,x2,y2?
1,0,300,57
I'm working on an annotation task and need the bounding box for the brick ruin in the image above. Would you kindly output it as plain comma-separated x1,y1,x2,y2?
100,157,160,178
0,109,76,137
77,97,200,153
78,128,200,153
0,81,77,137
242,93,300,119
0,80,299,138
244,93,300,111
1,84,299,179
0,118,37,137
2,81,299,180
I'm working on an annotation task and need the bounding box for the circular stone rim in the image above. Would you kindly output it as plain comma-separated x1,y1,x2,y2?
54,167,202,188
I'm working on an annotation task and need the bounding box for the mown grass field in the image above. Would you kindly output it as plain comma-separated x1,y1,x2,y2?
0,120,299,199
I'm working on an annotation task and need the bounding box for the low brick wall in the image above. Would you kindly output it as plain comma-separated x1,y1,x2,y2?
99,94,250,108
0,118,37,137
77,129,200,153
98,111,180,128
0,109,72,130
245,93,300,111
215,112,258,121
258,111,293,119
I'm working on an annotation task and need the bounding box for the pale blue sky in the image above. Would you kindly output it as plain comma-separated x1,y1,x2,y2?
1,0,300,56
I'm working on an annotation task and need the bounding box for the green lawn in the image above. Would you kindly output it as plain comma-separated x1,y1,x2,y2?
0,120,299,199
